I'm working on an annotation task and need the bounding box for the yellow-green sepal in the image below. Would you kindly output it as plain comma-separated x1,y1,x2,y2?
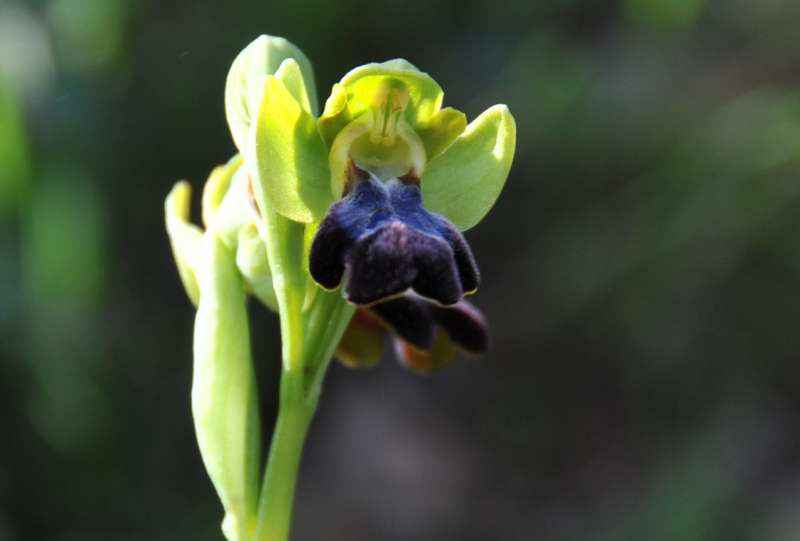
225,35,318,154
337,59,443,127
252,69,332,223
421,105,516,231
165,181,204,306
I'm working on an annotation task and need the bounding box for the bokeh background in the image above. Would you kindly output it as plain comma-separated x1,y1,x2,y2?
3,0,800,539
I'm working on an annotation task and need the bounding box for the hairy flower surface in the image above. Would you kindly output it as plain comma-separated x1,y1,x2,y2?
309,165,478,306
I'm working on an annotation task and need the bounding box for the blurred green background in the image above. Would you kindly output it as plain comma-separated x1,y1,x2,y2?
3,0,800,539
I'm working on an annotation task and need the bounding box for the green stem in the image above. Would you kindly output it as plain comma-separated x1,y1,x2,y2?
255,202,307,372
276,280,305,370
253,371,316,541
303,291,347,375
253,290,355,541
306,297,355,401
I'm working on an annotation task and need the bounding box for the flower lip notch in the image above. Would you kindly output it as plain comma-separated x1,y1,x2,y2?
309,162,479,307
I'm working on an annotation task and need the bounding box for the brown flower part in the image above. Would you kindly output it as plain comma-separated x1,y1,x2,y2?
335,295,489,373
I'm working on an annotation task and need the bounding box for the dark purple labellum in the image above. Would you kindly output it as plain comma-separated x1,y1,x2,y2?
310,166,479,306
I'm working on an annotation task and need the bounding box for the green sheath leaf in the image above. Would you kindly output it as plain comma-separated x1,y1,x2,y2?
193,233,261,541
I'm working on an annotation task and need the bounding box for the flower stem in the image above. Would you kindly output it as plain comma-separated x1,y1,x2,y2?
306,296,355,401
261,212,307,372
253,290,355,541
253,370,316,541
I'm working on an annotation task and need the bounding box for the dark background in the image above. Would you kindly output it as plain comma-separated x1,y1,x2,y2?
3,0,800,539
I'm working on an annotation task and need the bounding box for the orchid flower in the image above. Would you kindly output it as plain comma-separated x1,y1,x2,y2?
165,35,515,541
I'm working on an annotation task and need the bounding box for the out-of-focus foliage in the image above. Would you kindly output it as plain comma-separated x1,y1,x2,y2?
0,83,29,217
2,0,800,540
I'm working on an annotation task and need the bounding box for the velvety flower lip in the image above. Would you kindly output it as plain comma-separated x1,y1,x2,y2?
371,295,489,354
369,294,435,350
309,164,479,306
335,294,490,373
391,297,489,373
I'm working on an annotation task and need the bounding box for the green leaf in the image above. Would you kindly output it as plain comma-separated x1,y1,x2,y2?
0,82,29,217
416,107,467,160
225,35,317,153
337,59,444,127
193,232,261,541
421,104,516,231
253,75,332,223
165,181,204,306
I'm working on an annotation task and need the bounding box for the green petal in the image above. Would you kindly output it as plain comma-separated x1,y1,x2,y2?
337,59,444,127
193,233,260,541
253,74,332,223
416,107,467,160
225,35,317,153
327,112,371,197
421,105,516,231
165,181,204,306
